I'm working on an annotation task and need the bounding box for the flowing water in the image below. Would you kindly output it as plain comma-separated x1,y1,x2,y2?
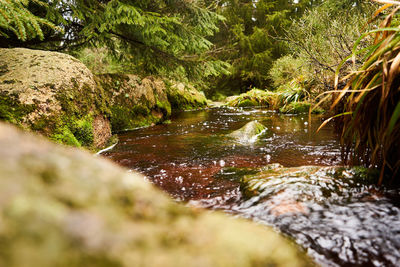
102,107,400,267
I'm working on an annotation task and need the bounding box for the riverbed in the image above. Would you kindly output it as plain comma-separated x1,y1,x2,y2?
102,107,400,267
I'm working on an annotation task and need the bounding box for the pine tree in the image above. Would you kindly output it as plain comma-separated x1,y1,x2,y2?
209,0,320,93
0,0,59,41
1,0,228,81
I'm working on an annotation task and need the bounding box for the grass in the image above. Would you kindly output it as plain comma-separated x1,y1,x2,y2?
319,1,400,185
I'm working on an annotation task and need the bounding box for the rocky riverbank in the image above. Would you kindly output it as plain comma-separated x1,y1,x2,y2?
0,48,207,149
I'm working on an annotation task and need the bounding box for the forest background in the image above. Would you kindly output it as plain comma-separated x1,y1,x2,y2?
0,0,375,99
4,0,400,182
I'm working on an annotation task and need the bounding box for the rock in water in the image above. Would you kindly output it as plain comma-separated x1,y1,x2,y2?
229,120,267,143
0,122,312,267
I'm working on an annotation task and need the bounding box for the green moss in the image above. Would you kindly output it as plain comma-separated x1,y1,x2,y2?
30,115,62,134
227,89,277,108
166,84,208,111
31,114,96,148
56,83,101,119
131,104,150,116
51,126,81,147
229,121,267,142
70,117,94,147
110,106,131,131
110,105,162,132
0,94,35,124
167,90,187,110
156,99,172,117
237,98,259,107
96,74,172,132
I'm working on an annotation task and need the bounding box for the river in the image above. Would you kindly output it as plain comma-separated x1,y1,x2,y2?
102,107,400,267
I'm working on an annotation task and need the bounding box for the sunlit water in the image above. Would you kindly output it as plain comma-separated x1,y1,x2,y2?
102,107,400,267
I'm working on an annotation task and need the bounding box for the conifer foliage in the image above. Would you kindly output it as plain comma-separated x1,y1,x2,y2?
0,0,227,79
209,0,322,93
0,0,59,41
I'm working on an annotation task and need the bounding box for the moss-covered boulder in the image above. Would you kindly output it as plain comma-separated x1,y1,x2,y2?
226,89,278,108
279,101,324,114
166,82,208,110
0,122,313,267
229,120,267,143
95,74,171,132
0,48,111,148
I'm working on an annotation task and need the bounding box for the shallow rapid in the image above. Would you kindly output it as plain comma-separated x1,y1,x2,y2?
102,107,400,267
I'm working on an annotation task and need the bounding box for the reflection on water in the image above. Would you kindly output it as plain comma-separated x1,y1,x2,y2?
102,107,400,267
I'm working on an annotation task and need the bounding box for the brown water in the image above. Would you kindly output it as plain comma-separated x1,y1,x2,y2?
102,107,400,267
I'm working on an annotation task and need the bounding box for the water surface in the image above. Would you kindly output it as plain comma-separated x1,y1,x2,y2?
102,107,400,267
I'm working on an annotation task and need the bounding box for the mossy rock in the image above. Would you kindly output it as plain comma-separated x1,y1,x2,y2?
0,93,36,125
166,82,208,111
95,74,171,132
0,122,313,267
229,121,267,143
0,48,111,149
279,102,324,114
226,89,278,108
237,98,259,107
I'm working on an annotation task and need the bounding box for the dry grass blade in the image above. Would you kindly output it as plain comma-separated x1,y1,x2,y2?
320,1,400,185
316,112,352,133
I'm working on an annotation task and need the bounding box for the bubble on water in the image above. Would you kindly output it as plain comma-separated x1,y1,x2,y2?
265,154,271,162
219,160,226,167
176,176,183,183
304,122,308,126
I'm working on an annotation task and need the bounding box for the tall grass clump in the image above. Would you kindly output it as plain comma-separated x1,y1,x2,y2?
326,1,400,185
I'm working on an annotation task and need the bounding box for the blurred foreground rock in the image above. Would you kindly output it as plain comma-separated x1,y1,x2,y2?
0,122,312,267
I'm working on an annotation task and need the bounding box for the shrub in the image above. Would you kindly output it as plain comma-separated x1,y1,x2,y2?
269,55,312,89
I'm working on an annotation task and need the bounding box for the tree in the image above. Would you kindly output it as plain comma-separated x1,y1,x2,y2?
208,0,322,95
0,0,60,42
0,0,228,80
280,0,376,94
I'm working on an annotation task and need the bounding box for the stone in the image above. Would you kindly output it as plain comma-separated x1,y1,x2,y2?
95,74,172,132
226,89,277,108
0,122,313,267
166,82,208,110
229,120,267,143
0,48,111,148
